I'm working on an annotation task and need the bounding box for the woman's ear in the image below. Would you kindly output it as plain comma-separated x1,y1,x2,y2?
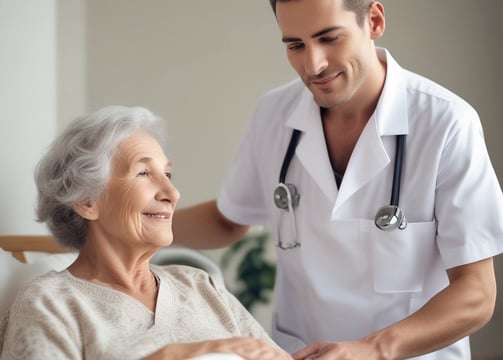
73,201,99,220
367,1,385,40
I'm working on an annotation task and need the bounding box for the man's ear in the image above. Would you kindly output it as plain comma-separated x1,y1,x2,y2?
73,201,99,220
367,1,385,40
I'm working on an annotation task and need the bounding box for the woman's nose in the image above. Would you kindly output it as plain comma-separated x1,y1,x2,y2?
156,175,180,203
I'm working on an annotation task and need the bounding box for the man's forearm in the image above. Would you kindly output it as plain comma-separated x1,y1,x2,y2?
173,200,249,249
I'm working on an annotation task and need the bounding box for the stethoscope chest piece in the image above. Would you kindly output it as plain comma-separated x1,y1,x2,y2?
274,183,301,249
374,205,407,231
274,183,299,210
275,129,408,243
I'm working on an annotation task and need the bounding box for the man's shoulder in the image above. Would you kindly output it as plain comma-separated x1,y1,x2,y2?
253,78,307,118
400,69,480,132
264,78,304,95
383,48,474,112
259,78,305,103
403,68,473,111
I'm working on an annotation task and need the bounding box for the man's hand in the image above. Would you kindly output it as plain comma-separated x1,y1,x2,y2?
292,341,383,360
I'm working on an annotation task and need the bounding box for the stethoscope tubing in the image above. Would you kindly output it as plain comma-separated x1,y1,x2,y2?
390,134,406,207
279,129,302,184
274,129,407,247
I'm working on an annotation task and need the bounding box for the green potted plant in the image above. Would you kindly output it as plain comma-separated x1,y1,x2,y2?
221,230,276,312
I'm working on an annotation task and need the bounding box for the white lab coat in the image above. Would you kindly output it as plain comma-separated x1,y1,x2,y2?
218,48,503,359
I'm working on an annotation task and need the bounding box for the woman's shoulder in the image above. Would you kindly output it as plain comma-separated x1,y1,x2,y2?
152,264,225,292
152,263,211,281
6,270,73,316
16,270,68,296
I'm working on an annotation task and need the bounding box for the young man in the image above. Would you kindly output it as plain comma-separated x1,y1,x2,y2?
174,0,503,358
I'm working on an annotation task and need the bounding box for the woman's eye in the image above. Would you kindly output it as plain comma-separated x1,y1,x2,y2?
165,172,172,180
137,170,149,177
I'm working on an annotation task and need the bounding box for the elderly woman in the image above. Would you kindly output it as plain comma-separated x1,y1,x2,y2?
0,106,290,360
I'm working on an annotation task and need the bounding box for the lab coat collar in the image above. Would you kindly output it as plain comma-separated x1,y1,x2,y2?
374,48,409,136
284,48,409,136
284,83,318,132
282,47,410,211
287,88,338,202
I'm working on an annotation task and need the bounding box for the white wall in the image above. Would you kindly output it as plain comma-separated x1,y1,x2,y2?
57,0,87,130
0,0,57,235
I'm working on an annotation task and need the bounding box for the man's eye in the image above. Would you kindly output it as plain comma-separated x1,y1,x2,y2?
165,172,172,180
320,35,340,43
288,43,304,51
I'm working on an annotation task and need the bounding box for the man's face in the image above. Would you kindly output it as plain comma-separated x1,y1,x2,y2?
276,0,379,109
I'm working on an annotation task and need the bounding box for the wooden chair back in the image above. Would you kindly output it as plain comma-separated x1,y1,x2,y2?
0,235,72,263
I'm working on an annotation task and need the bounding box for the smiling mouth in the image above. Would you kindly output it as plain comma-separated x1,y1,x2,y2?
143,212,171,220
311,72,341,86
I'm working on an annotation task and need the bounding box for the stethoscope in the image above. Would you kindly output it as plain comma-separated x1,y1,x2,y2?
273,129,407,250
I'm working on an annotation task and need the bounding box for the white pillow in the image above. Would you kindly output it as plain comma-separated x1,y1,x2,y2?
0,248,77,315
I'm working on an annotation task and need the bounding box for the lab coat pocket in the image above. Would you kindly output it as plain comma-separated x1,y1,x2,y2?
366,220,437,293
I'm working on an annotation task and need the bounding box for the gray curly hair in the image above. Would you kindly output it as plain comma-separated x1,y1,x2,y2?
34,106,166,249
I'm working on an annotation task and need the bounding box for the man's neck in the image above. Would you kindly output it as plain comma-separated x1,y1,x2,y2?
320,56,386,174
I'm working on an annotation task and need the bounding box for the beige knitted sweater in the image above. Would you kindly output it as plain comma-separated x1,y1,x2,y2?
0,265,274,359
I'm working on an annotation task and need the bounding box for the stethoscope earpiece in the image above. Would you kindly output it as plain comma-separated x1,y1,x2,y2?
374,205,407,231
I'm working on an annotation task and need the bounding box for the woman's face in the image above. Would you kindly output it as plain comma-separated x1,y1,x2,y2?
92,131,180,250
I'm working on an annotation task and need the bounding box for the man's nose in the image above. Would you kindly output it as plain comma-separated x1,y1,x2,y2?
305,45,328,76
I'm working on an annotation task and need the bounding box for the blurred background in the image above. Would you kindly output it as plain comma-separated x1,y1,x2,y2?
1,0,502,357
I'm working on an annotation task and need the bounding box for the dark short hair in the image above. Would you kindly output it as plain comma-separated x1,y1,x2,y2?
269,0,373,27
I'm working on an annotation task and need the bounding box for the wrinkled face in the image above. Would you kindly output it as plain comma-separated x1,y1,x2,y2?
277,0,379,109
94,131,180,250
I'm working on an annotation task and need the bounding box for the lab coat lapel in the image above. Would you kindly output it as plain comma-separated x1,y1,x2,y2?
284,49,409,214
333,48,409,216
333,118,389,215
286,89,338,203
